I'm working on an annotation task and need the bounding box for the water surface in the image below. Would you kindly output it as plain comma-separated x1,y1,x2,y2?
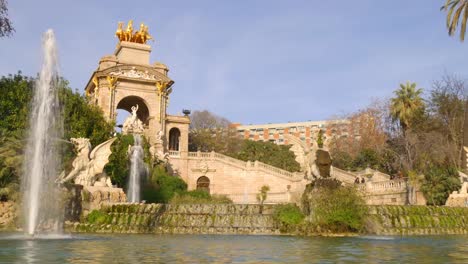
0,233,467,263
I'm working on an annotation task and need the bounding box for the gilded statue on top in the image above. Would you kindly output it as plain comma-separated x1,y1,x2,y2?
115,20,153,44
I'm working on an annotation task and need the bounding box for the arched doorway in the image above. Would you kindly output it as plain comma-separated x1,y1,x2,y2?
116,96,150,127
196,176,210,193
169,127,180,151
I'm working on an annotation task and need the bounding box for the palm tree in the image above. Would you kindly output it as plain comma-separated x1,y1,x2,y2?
442,0,468,41
390,82,424,132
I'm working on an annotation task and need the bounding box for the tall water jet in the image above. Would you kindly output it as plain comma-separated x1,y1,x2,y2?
127,134,145,202
22,29,63,235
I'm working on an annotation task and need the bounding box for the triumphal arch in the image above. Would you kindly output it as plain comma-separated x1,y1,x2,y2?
84,21,189,153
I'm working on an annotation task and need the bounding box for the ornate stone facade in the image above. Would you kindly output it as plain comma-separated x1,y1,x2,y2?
84,40,189,151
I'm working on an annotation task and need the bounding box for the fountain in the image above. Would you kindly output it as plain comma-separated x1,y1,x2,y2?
127,134,145,203
22,29,63,236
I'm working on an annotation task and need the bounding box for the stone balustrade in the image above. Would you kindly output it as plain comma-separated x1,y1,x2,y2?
227,192,291,204
330,166,358,184
366,180,407,193
168,151,180,157
171,151,301,180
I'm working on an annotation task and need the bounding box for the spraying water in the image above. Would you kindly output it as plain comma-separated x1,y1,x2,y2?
22,29,62,236
127,134,145,203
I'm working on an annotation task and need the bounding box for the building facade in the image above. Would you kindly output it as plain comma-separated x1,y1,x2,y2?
231,120,349,148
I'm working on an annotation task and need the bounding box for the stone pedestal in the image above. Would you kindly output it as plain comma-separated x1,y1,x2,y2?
81,186,127,216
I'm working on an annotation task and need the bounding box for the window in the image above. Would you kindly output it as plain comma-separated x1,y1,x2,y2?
168,128,181,151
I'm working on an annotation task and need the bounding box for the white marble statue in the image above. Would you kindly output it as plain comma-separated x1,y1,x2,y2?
284,134,318,179
57,137,117,187
122,104,144,134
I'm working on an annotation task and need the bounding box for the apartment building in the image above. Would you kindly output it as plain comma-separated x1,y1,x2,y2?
231,119,349,147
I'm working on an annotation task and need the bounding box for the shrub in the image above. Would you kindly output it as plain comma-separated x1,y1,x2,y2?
273,204,305,232
142,166,188,203
169,190,233,204
421,166,461,206
306,186,367,233
86,210,110,225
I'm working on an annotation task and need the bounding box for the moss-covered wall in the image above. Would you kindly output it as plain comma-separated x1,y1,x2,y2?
67,204,468,236
367,205,468,235
68,204,279,235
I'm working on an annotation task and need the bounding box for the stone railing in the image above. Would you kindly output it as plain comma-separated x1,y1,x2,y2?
227,192,291,204
255,161,297,178
330,166,358,184
173,151,301,180
213,152,249,168
367,180,407,193
356,179,408,194
168,151,180,157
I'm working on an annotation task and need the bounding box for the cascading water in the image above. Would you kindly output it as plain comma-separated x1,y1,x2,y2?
22,29,63,236
127,134,145,203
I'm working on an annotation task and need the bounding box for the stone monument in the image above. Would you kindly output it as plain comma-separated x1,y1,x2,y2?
122,104,145,134
57,137,126,214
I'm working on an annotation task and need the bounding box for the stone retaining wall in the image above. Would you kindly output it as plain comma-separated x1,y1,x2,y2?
367,205,468,235
68,204,280,235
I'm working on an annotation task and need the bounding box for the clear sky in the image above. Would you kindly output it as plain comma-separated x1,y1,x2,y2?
1,1,467,124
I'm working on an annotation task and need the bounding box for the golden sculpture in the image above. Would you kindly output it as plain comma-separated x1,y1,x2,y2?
115,20,153,44
106,76,117,90
156,81,169,95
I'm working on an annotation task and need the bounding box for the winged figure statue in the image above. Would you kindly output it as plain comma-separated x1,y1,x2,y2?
284,134,320,179
57,137,117,187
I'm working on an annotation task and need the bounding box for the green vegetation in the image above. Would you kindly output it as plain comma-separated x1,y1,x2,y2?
0,73,114,201
390,81,425,131
316,129,324,148
442,0,468,41
142,165,188,203
256,185,270,205
86,209,110,225
273,204,305,232
421,166,461,205
330,75,466,203
104,134,134,188
233,140,301,172
307,185,368,233
169,190,233,204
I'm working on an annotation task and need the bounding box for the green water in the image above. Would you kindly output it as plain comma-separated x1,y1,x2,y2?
0,233,467,263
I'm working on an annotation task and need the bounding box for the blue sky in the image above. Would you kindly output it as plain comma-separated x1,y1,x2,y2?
1,1,467,124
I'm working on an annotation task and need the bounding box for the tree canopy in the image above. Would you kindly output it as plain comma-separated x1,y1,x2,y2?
442,0,468,41
0,73,114,200
0,0,14,38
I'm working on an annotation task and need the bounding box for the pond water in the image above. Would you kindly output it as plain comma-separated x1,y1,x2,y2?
0,233,467,263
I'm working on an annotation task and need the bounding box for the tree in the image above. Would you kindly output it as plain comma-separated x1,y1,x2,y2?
0,130,21,201
233,140,301,172
0,73,114,200
428,75,467,168
442,0,468,41
329,101,396,174
0,73,33,134
421,166,461,205
256,185,270,205
390,82,425,131
390,82,425,170
0,0,14,38
59,84,114,147
189,110,241,153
